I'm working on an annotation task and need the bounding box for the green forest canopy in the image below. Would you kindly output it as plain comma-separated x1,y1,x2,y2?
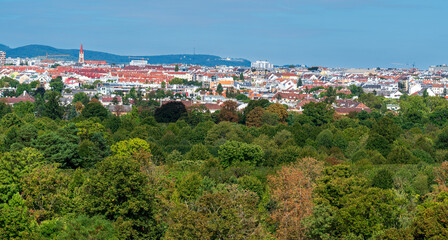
0,91,448,239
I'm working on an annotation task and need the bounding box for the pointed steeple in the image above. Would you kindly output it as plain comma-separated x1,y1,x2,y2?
79,44,85,64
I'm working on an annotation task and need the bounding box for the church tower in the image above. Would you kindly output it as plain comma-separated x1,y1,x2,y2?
78,44,85,64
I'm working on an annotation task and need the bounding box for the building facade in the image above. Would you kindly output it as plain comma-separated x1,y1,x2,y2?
429,65,448,72
251,60,273,70
0,51,5,66
130,60,148,66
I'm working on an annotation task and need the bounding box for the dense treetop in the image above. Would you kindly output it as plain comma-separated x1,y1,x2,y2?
0,88,448,239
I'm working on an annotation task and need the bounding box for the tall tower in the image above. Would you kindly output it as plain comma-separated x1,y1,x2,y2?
78,44,84,64
0,51,5,66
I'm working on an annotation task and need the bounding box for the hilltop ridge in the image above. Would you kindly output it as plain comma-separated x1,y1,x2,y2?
0,44,251,67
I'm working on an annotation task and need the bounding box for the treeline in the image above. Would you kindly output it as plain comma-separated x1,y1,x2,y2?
0,89,448,239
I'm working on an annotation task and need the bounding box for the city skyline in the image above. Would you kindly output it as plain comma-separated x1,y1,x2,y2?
1,0,447,68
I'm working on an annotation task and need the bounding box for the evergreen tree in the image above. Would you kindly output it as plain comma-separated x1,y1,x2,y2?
72,92,90,105
217,83,223,95
154,101,187,123
34,85,46,98
50,76,64,93
43,91,64,120
81,101,109,120
0,102,12,119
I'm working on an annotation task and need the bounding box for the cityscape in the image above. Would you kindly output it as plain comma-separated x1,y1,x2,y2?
1,0,448,239
2,45,448,115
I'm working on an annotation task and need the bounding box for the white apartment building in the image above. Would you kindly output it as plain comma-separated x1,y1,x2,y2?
130,60,148,66
0,51,5,66
251,60,273,70
429,64,448,72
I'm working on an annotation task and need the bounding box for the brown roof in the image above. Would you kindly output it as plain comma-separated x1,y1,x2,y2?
2,92,35,104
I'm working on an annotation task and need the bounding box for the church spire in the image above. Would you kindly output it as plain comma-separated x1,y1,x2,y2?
79,44,84,64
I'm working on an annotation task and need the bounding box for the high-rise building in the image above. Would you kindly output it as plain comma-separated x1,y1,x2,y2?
251,60,273,70
0,51,5,66
78,44,84,64
429,64,448,72
130,60,148,66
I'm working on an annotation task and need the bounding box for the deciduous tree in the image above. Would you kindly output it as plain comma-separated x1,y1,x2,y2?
266,103,288,124
0,148,44,203
185,144,211,161
410,191,448,239
154,101,187,123
268,158,323,239
218,100,239,123
21,164,72,222
303,102,334,126
434,161,448,193
246,106,265,127
72,92,90,106
81,101,109,120
50,76,64,93
0,193,36,239
81,156,160,239
218,140,263,167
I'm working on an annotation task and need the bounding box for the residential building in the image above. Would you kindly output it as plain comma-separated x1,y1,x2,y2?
333,99,371,115
387,104,400,111
1,91,35,105
429,64,448,72
130,60,148,66
0,51,5,66
251,60,273,70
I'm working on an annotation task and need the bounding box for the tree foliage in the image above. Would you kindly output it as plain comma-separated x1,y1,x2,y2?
269,158,323,239
81,101,109,120
218,140,263,167
218,100,239,123
303,102,334,126
154,101,187,123
43,91,64,120
0,89,445,239
81,156,160,239
246,106,265,127
50,76,64,93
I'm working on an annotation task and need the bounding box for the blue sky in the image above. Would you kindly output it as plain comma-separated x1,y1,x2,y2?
1,0,447,68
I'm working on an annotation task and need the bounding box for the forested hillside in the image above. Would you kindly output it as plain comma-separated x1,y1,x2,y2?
0,44,251,66
1,83,448,239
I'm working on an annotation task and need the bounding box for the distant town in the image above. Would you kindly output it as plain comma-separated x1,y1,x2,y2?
1,45,448,116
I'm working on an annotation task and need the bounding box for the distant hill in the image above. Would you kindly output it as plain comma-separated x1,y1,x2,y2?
0,44,10,52
0,44,251,67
